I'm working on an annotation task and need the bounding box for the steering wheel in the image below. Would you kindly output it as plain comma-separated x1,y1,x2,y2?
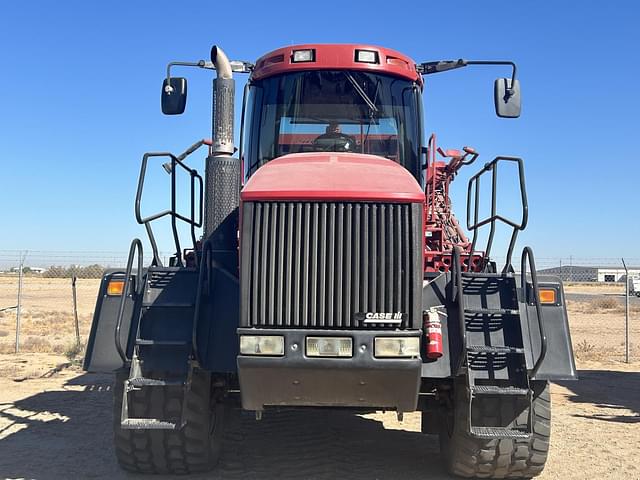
312,133,357,152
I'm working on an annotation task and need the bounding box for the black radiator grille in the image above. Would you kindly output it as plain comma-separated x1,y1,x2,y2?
241,201,420,329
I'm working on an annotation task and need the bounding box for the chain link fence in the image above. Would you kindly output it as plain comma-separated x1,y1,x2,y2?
0,251,638,362
0,251,135,355
535,256,640,284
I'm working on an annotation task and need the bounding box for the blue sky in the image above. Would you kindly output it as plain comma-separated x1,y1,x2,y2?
1,1,638,262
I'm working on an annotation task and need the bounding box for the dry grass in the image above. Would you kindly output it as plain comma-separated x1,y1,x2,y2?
589,296,622,311
0,277,97,355
0,311,92,355
567,298,640,315
63,339,84,363
574,339,599,360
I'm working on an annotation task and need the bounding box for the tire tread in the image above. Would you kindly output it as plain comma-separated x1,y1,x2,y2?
441,380,551,479
112,368,222,475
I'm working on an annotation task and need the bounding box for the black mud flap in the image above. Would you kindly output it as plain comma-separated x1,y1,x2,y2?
83,270,140,372
522,275,577,381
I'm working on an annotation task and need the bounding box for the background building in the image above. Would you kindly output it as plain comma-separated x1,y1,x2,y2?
538,266,640,282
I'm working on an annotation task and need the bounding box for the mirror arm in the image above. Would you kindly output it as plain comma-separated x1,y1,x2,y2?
164,60,215,94
163,59,254,95
418,59,517,98
465,60,517,97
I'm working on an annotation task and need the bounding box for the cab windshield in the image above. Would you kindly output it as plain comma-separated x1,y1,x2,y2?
244,70,422,181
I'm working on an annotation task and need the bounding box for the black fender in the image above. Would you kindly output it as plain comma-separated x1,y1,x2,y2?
522,275,578,381
83,270,141,372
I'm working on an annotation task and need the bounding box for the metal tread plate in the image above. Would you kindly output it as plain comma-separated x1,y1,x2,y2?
464,308,519,315
121,418,181,430
135,339,191,346
127,377,185,388
471,385,529,396
470,426,531,439
467,345,524,354
461,272,515,278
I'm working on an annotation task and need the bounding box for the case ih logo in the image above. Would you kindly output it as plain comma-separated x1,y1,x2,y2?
355,312,407,324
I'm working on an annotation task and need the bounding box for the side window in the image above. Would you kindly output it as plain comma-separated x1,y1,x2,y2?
244,85,264,179
401,86,419,178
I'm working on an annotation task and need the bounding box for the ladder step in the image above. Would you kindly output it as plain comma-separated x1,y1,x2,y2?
141,302,195,308
465,308,519,315
467,345,524,354
470,426,531,439
136,339,191,346
462,272,514,279
127,377,185,388
121,418,180,430
471,385,529,396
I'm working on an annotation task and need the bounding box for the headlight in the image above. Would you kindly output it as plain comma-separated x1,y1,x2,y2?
306,337,353,357
240,336,284,356
374,337,420,358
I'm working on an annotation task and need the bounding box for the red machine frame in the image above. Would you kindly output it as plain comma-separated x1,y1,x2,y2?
423,133,484,273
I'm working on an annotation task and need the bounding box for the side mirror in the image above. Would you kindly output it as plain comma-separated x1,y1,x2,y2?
494,78,521,118
161,77,187,115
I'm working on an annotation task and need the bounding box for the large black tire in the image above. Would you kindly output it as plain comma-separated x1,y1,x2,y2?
113,368,224,474
439,380,551,479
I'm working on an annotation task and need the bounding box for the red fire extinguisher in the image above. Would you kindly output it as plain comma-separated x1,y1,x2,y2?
424,306,446,359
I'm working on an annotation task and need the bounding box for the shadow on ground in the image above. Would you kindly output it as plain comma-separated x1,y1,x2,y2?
556,369,640,424
0,372,454,480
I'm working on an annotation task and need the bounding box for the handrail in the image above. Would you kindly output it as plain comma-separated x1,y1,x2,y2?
466,156,528,272
114,239,143,362
425,133,438,223
134,143,205,267
452,246,466,375
521,246,548,377
190,171,204,255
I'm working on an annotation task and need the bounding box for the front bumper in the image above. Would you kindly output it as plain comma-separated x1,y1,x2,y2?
237,328,422,412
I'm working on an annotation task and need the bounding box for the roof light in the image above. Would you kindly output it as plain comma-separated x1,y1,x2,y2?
292,49,315,63
355,49,379,64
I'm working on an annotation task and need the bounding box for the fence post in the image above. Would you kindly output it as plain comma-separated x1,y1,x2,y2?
15,251,26,354
621,258,630,363
71,275,80,347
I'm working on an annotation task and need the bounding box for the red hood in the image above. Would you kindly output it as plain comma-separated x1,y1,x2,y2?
241,153,424,203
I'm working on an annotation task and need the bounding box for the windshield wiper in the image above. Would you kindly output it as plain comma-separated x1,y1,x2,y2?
344,72,378,115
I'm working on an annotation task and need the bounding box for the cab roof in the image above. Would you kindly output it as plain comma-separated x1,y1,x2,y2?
250,44,422,86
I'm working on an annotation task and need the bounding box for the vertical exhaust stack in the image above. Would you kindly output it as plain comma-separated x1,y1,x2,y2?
205,45,240,249
210,46,235,157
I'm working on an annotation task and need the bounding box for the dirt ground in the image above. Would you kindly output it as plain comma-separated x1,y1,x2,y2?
0,355,638,480
0,279,639,479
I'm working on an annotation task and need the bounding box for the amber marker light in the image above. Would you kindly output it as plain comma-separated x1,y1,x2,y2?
107,279,125,296
538,288,557,304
